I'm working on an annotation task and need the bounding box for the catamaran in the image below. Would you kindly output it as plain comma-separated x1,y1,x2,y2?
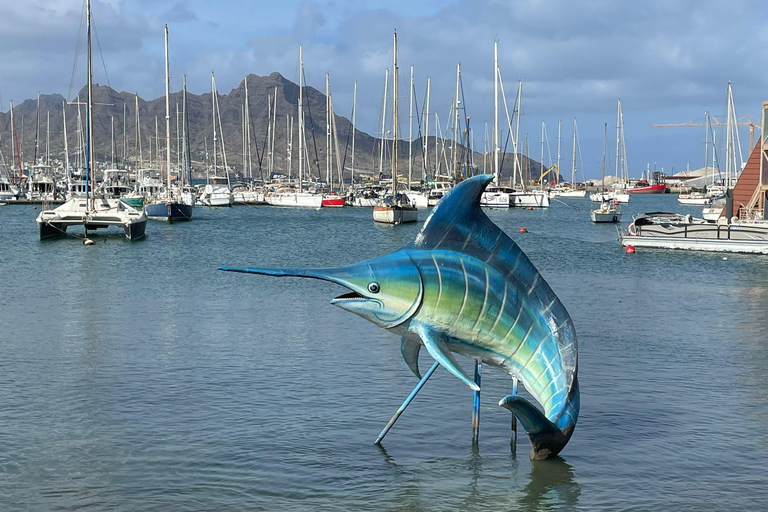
36,0,146,240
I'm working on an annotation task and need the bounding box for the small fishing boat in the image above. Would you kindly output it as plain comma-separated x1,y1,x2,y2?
628,179,666,194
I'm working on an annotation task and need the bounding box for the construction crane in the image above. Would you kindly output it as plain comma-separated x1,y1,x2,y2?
653,112,760,150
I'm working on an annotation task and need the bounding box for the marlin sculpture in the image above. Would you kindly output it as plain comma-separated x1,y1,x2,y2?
220,175,579,460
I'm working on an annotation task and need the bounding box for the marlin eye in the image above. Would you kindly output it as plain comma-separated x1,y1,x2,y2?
368,282,380,293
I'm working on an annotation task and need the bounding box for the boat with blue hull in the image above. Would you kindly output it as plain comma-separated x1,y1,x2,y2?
145,201,193,222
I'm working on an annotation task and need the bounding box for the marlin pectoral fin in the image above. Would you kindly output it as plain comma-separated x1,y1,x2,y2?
411,323,479,391
499,394,568,460
400,336,422,379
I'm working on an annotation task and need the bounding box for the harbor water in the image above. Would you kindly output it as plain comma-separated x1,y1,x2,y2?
1,195,766,510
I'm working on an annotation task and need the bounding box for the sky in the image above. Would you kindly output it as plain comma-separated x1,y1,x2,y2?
1,0,768,180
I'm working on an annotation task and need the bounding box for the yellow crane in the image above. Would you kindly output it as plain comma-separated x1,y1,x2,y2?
653,112,759,149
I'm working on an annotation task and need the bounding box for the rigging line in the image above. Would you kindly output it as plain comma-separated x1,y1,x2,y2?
67,0,88,101
302,67,322,180
91,22,112,90
410,78,427,178
244,80,263,174
340,96,354,176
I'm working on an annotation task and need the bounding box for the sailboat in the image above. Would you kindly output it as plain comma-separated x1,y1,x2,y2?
265,46,323,208
321,73,345,207
552,118,587,198
480,41,512,208
36,0,147,240
591,123,621,223
199,72,234,207
590,100,631,203
145,25,194,222
373,31,418,224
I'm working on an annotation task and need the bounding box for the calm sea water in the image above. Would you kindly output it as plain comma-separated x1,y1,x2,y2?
1,195,767,511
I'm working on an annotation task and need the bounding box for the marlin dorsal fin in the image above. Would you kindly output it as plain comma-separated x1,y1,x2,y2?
409,175,577,413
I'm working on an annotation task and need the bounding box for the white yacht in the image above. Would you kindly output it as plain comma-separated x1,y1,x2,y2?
199,176,233,207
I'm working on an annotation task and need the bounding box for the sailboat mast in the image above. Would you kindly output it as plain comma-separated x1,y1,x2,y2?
424,77,430,180
111,116,114,168
452,63,460,179
63,102,70,174
211,71,217,178
298,45,303,192
493,41,499,184
513,81,522,189
271,88,277,180
244,77,252,180
351,81,356,185
135,94,142,169
615,99,621,180
122,103,126,167
408,65,413,191
183,75,189,185
540,122,544,186
86,0,94,210
164,24,171,193
571,118,577,184
556,119,561,185
392,31,399,191
325,73,331,188
34,93,40,165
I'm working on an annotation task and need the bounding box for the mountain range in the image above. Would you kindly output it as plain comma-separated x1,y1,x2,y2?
0,72,547,184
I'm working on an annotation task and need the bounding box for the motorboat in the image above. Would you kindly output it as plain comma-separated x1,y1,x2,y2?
622,212,768,254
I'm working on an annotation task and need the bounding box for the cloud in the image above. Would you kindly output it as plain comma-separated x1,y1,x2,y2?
161,1,197,23
2,0,767,175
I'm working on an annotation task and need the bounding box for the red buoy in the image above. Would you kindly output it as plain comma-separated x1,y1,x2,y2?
527,206,533,210
519,227,528,233
626,245,636,254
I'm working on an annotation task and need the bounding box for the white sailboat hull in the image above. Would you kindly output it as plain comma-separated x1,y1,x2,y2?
373,206,418,224
510,191,549,207
591,210,621,223
678,197,711,206
266,192,322,208
558,189,587,198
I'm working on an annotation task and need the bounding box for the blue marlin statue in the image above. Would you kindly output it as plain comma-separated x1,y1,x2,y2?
220,175,579,460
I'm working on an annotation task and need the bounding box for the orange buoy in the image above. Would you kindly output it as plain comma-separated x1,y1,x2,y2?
626,245,636,254
527,206,533,210
519,227,528,233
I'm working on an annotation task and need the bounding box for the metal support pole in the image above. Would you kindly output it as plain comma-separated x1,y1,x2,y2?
511,378,518,453
375,361,439,445
472,361,481,444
